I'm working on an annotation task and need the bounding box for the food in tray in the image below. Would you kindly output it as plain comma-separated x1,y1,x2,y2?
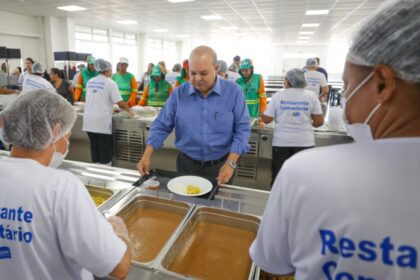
186,185,202,195
169,221,256,279
92,196,105,207
123,208,184,262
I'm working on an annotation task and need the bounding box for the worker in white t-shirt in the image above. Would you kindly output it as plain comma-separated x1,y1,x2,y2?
17,57,34,87
0,89,132,280
261,68,324,186
83,58,133,165
21,62,55,95
304,57,329,100
250,0,420,278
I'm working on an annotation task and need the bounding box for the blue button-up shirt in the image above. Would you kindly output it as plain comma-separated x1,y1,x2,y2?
147,77,251,161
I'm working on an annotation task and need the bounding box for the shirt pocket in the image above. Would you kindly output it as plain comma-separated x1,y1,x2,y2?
211,112,234,133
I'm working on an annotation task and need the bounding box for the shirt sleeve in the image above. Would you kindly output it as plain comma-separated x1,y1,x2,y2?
53,173,127,277
74,74,83,101
258,76,267,114
249,164,295,275
110,80,123,104
138,85,149,106
311,93,323,115
264,93,276,117
320,74,328,87
146,89,177,149
230,84,251,155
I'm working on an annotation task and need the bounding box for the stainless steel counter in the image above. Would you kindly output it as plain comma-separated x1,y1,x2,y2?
68,111,353,191
0,150,270,280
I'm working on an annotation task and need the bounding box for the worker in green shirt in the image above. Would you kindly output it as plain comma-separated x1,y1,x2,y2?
74,55,98,101
138,65,173,107
112,57,138,107
236,58,267,118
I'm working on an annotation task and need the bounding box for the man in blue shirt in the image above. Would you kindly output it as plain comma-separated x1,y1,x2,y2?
137,46,251,185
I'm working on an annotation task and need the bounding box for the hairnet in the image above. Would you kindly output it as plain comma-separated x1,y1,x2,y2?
217,60,228,73
346,0,420,84
32,63,45,74
285,68,307,88
305,58,318,68
0,90,77,151
229,64,238,72
94,58,112,72
172,63,181,72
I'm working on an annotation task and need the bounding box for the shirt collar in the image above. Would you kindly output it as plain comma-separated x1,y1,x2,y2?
188,76,222,96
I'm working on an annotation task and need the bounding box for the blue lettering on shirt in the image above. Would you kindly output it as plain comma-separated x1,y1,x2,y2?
0,207,34,246
319,229,418,279
0,246,11,259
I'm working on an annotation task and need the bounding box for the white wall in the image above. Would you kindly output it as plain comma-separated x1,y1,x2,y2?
0,10,47,71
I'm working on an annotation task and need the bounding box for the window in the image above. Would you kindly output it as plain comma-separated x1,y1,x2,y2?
145,38,178,72
75,26,110,61
111,31,138,77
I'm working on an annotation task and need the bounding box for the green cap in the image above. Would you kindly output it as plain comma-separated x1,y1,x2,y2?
150,65,163,77
239,58,252,70
87,55,95,65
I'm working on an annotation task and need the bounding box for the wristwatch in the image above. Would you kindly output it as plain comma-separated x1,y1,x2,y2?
226,160,237,169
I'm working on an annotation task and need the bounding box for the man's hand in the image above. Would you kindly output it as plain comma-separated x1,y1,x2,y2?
136,145,154,176
137,155,150,176
217,162,235,185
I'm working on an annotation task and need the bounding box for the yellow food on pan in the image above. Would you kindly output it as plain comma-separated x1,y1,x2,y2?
186,185,202,195
92,196,105,206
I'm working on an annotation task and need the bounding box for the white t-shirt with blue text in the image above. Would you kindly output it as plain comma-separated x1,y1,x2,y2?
250,138,420,279
0,157,127,280
83,75,123,134
21,74,55,95
304,70,328,96
264,88,322,147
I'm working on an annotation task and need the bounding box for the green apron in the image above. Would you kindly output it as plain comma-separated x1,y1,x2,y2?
236,74,263,118
147,81,171,107
81,68,98,100
112,72,135,101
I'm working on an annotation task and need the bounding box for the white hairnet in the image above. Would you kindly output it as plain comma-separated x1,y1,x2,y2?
0,89,77,151
285,68,307,88
32,62,45,74
217,60,228,73
94,58,112,72
306,58,318,68
347,0,420,84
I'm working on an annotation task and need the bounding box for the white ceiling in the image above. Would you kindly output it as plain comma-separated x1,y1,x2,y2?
0,0,384,44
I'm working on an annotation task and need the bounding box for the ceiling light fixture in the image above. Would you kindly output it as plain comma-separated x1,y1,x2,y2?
298,36,311,40
117,20,138,25
302,23,320,28
168,0,194,2
306,10,329,15
299,31,314,35
201,14,223,21
176,34,190,38
57,5,86,12
153,29,169,33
